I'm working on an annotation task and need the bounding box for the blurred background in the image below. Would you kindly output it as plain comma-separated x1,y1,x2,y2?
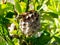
0,0,60,45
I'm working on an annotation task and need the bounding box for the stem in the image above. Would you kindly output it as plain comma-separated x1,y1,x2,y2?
26,0,29,12
33,1,35,10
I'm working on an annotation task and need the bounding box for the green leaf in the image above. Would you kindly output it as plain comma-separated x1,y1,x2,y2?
54,36,60,43
6,11,14,18
20,0,27,3
26,31,51,45
15,2,22,13
0,36,6,45
0,4,5,16
14,0,19,2
2,18,10,24
6,2,14,11
43,12,58,18
20,2,26,12
47,12,58,18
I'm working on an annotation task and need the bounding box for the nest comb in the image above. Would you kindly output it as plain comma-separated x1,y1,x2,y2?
17,10,40,36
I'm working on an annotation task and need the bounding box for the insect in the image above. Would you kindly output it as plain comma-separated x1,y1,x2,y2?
17,10,40,36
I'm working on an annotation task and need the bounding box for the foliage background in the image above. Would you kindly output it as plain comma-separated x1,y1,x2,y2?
0,0,60,45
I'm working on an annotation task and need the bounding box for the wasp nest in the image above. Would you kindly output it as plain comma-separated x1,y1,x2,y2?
17,10,40,36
